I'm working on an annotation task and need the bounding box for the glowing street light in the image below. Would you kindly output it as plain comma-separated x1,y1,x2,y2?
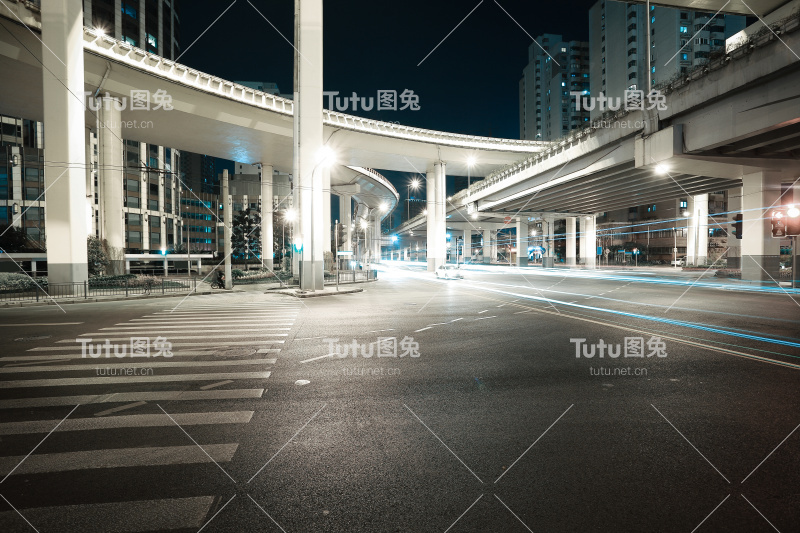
315,145,336,168
284,208,297,222
467,156,476,187
379,202,389,212
655,164,669,175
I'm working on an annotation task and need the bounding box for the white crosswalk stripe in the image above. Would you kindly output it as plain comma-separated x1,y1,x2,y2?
0,497,216,532
0,295,301,532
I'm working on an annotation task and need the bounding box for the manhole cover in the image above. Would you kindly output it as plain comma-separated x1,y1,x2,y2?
213,347,257,358
14,335,51,342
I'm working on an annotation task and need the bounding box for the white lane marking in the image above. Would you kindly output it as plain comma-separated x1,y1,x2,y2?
4,358,72,367
92,327,291,333
0,497,215,532
300,353,336,364
414,327,432,332
474,316,497,321
0,372,272,388
363,329,396,333
29,340,285,350
0,444,239,475
93,401,147,417
0,411,254,435
0,323,83,327
60,334,288,343
4,351,256,361
479,310,488,314
293,336,326,341
0,359,277,373
0,389,265,409
257,348,281,354
450,318,463,323
200,380,235,390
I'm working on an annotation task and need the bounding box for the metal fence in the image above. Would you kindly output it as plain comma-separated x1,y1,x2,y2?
0,277,197,302
330,270,377,284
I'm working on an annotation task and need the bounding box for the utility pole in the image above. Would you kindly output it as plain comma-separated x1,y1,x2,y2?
335,219,339,291
223,169,232,289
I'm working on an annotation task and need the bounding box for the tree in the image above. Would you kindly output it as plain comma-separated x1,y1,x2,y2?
231,208,261,268
0,225,45,253
87,237,110,276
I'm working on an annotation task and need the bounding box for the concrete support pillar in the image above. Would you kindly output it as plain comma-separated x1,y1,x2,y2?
727,188,742,269
435,162,447,266
98,96,124,275
516,219,528,267
261,164,274,271
742,171,781,282
463,229,470,263
372,213,381,263
482,229,491,263
687,194,709,266
425,169,438,271
491,230,498,264
339,194,352,252
404,247,409,261
322,166,331,254
294,0,324,290
582,216,597,268
42,0,88,284
543,215,555,268
566,217,577,266
222,170,232,289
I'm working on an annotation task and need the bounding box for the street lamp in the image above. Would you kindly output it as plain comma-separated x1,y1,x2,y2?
408,179,420,221
467,156,476,187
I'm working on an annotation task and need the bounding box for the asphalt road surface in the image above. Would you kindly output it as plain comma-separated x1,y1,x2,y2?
0,264,798,532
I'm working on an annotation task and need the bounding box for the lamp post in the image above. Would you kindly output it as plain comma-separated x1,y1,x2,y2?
408,178,420,222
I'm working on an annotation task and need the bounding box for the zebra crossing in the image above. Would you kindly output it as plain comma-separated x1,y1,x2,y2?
0,295,302,532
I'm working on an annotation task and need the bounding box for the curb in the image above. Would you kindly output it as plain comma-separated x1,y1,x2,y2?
272,287,364,298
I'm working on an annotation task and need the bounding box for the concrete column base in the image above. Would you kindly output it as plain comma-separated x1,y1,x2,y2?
300,260,324,290
727,256,741,269
543,257,555,268
49,263,89,285
741,255,780,282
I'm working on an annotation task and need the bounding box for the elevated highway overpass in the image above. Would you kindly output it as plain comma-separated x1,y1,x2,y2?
396,4,800,280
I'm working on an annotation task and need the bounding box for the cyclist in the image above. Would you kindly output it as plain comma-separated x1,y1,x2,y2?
215,269,225,288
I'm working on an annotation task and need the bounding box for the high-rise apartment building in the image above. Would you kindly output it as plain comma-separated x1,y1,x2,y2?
519,34,591,141
588,0,745,119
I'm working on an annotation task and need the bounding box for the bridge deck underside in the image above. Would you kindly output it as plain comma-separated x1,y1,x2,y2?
481,163,741,214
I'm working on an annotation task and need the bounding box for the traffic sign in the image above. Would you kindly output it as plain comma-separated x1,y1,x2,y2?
337,250,354,256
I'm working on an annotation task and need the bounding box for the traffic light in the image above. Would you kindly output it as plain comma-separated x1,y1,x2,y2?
786,205,800,236
731,214,743,240
771,209,786,237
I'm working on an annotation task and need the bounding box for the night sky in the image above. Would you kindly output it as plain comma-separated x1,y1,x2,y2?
179,0,599,223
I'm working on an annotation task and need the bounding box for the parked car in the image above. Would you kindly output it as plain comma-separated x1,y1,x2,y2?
436,265,463,279
670,255,687,266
